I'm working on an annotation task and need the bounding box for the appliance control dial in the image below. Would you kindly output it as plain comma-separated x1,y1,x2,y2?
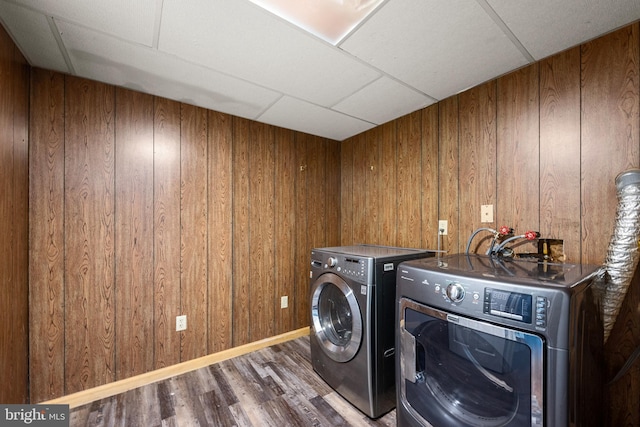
327,257,338,268
446,283,465,303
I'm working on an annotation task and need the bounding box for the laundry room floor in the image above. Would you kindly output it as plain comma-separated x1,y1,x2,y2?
69,335,397,426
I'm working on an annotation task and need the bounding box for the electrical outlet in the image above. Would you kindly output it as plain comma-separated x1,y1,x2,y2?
438,220,448,235
281,296,288,309
481,205,494,223
176,315,187,331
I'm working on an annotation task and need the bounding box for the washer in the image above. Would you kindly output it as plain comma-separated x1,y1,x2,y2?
309,245,433,418
396,254,604,427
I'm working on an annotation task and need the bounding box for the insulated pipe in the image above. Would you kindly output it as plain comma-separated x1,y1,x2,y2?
601,169,640,342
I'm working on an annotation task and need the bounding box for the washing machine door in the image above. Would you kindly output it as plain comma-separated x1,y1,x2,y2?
311,272,363,362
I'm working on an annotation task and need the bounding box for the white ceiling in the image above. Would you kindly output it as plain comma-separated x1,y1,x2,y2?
1,0,639,141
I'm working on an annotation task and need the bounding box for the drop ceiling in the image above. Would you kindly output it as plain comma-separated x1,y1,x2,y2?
1,0,639,141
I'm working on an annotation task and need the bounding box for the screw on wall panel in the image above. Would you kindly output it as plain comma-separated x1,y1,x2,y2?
300,165,307,171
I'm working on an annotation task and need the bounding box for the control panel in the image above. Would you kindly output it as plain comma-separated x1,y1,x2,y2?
310,252,373,284
397,267,552,330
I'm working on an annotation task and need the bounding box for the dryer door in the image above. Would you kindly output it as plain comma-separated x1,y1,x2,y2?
311,272,363,362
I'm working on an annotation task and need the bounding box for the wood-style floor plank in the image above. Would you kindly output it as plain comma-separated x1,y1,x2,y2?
69,336,396,426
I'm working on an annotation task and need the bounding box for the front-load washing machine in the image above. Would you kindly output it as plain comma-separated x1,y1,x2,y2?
309,245,433,418
396,254,604,427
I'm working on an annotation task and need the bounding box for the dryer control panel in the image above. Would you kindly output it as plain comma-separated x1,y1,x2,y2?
311,251,374,285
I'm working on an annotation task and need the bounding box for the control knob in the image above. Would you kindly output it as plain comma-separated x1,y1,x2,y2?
446,283,465,303
327,257,338,268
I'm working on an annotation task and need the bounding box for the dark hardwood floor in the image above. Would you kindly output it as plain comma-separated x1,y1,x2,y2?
70,336,397,426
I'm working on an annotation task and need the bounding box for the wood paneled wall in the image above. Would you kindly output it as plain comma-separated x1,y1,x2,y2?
341,23,640,426
0,25,29,404
28,70,340,402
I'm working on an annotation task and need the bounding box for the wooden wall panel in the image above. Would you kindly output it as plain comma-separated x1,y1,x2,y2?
340,138,354,244
364,127,380,244
326,139,341,247
459,81,497,254
153,97,182,369
438,97,460,253
29,69,65,403
11,40,29,404
232,118,251,346
339,22,640,425
0,25,28,404
274,128,296,334
351,133,368,244
27,73,341,399
208,111,233,353
64,77,116,393
308,135,330,249
581,24,640,427
248,121,275,342
114,88,154,378
539,47,581,262
380,122,398,246
497,64,540,252
294,133,309,329
180,104,209,360
397,111,423,248
420,105,439,250
581,24,640,265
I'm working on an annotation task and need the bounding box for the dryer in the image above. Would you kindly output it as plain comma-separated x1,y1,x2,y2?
396,254,604,427
309,245,433,418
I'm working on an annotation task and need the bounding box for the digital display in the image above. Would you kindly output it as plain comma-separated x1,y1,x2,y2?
483,288,532,323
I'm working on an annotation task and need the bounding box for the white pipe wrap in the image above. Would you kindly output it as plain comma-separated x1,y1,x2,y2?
601,169,640,342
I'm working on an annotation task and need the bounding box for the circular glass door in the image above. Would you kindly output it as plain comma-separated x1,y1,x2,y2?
311,272,363,362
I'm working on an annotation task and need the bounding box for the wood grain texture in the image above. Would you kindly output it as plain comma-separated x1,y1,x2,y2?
0,26,29,404
208,111,233,353
340,138,354,244
232,117,251,346
69,336,396,427
29,69,66,403
11,37,29,404
274,128,296,335
459,81,497,254
64,76,116,394
308,135,330,249
581,24,640,265
352,132,368,244
539,47,582,263
439,96,460,253
114,87,154,379
420,105,439,250
180,103,209,360
364,128,380,244
497,64,540,253
326,139,341,247
153,97,182,369
397,111,423,248
379,122,398,246
294,133,309,329
249,121,275,342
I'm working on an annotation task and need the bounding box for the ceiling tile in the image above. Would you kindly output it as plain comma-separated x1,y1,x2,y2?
333,76,435,125
487,0,640,60
341,0,530,100
259,96,376,141
57,20,281,120
4,0,159,46
158,0,381,107
0,1,69,73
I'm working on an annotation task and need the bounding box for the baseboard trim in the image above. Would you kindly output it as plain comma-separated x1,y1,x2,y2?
41,327,310,408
